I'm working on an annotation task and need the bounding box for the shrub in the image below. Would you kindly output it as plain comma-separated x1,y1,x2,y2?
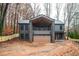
68,31,79,39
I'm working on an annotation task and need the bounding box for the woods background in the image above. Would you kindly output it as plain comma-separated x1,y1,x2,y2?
0,3,79,39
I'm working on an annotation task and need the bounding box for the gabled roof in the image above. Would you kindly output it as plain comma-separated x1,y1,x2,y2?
31,14,55,22
55,20,64,24
18,14,64,25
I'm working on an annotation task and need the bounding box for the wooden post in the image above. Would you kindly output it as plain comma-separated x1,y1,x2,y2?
29,20,33,42
50,21,55,43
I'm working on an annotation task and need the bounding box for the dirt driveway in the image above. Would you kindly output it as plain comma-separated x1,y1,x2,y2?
0,36,79,56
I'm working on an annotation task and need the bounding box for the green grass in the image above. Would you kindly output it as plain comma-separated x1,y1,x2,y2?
0,34,19,42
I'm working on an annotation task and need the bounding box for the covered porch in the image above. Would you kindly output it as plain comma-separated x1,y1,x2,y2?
31,15,55,43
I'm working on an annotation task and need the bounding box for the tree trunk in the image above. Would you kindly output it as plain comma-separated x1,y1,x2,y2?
0,3,9,35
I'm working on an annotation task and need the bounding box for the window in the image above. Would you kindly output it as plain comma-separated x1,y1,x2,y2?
60,25,62,30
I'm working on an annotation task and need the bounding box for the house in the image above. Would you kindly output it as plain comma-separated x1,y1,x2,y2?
18,15,64,42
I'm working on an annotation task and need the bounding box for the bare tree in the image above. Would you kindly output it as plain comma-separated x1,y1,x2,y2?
25,3,34,19
44,3,51,16
13,4,18,34
72,12,79,33
63,4,67,25
3,3,33,35
0,3,9,35
64,3,78,40
56,3,62,20
32,3,41,17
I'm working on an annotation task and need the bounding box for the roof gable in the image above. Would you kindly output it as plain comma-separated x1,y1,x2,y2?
31,14,55,22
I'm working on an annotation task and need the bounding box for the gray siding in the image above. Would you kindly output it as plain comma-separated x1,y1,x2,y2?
55,24,64,32
33,30,50,35
19,23,30,40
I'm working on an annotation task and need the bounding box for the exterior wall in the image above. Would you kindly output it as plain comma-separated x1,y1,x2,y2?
19,23,65,41
54,24,64,40
55,24,64,32
33,30,50,35
32,25,51,35
19,23,30,40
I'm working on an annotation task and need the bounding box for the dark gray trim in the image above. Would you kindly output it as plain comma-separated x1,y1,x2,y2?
55,31,64,33
55,24,64,25
50,21,55,43
33,34,51,36
29,20,33,42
